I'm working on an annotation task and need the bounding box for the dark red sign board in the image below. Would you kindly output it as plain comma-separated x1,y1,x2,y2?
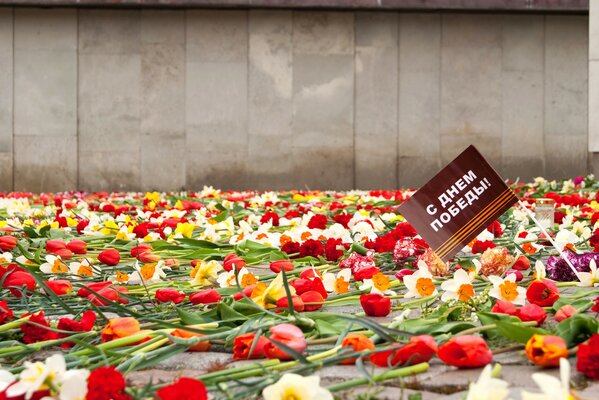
398,145,518,261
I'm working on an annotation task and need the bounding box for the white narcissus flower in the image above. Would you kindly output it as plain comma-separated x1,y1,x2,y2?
466,364,510,400
0,252,13,264
521,358,572,400
262,373,333,400
128,260,171,285
488,274,526,306
0,369,15,392
403,261,438,299
7,354,66,399
577,259,599,287
322,268,352,294
56,369,90,400
68,259,96,278
359,272,396,296
190,260,223,287
216,267,258,288
39,255,68,274
440,268,475,303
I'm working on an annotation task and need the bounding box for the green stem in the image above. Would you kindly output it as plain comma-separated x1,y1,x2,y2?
327,362,429,392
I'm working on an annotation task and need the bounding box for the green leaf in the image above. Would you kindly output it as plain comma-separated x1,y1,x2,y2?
217,302,250,322
552,298,594,313
177,308,212,325
494,320,548,344
177,238,223,249
556,314,599,347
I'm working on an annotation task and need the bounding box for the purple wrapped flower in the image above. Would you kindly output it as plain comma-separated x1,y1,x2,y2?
546,252,599,281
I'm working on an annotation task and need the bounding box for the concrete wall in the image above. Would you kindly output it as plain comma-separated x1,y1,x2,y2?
0,9,589,192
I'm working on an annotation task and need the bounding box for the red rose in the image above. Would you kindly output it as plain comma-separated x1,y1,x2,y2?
0,236,17,252
98,248,120,266
87,366,131,400
360,293,391,317
189,289,221,305
526,280,559,307
155,288,186,304
437,336,493,368
307,214,327,229
516,303,547,326
577,334,599,380
156,377,207,400
66,239,87,255
511,255,531,271
270,260,294,274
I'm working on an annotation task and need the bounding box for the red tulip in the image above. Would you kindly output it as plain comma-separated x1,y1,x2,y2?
66,239,87,255
98,248,120,266
0,236,17,251
3,271,36,297
526,279,559,307
491,300,518,316
45,280,73,295
77,281,113,298
89,286,129,306
233,285,255,301
131,243,152,258
512,255,531,271
189,289,221,305
394,269,414,281
525,334,567,367
360,293,391,317
506,270,523,282
555,304,577,322
299,290,324,311
137,251,161,263
437,335,493,368
45,239,67,254
155,288,186,304
269,260,294,274
233,333,269,359
370,335,437,367
517,303,547,326
264,323,307,360
223,254,246,272
276,295,305,312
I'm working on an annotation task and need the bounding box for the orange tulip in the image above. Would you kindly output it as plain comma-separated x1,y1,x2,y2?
101,317,140,342
525,334,568,367
340,334,375,365
171,329,211,352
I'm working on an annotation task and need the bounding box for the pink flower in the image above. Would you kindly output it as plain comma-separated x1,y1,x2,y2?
264,323,307,360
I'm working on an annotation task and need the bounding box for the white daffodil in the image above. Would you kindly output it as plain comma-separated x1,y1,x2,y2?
322,268,352,294
554,229,582,253
0,369,15,392
7,354,66,399
466,364,510,400
440,269,476,303
190,260,223,287
68,259,96,278
56,369,90,400
489,274,526,306
359,272,396,296
521,358,572,400
216,267,259,288
577,259,599,287
403,261,438,299
0,252,13,264
128,260,171,285
262,373,333,400
533,260,547,280
39,255,68,274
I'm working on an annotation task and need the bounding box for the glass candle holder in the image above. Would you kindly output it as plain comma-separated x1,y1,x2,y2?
535,198,555,230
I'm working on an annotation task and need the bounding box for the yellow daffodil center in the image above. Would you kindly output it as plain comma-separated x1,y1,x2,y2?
141,264,156,280
372,272,391,292
282,389,301,400
241,272,258,287
116,270,129,283
415,277,435,296
77,264,93,277
52,259,68,274
334,276,349,294
457,283,474,302
499,280,518,301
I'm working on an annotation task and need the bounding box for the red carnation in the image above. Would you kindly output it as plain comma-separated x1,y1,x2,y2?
472,240,496,254
87,366,132,400
21,311,58,344
156,377,208,400
360,293,391,317
260,211,280,227
281,241,301,258
0,300,13,324
324,238,344,262
577,334,599,380
299,239,324,258
307,214,327,229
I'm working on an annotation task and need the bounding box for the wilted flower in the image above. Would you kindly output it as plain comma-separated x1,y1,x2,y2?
416,248,449,277
478,247,514,277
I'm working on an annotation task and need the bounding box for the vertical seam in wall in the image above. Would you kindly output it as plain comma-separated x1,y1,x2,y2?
183,10,187,191
10,8,15,192
541,14,547,176
396,12,400,189
352,12,357,190
76,8,80,190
